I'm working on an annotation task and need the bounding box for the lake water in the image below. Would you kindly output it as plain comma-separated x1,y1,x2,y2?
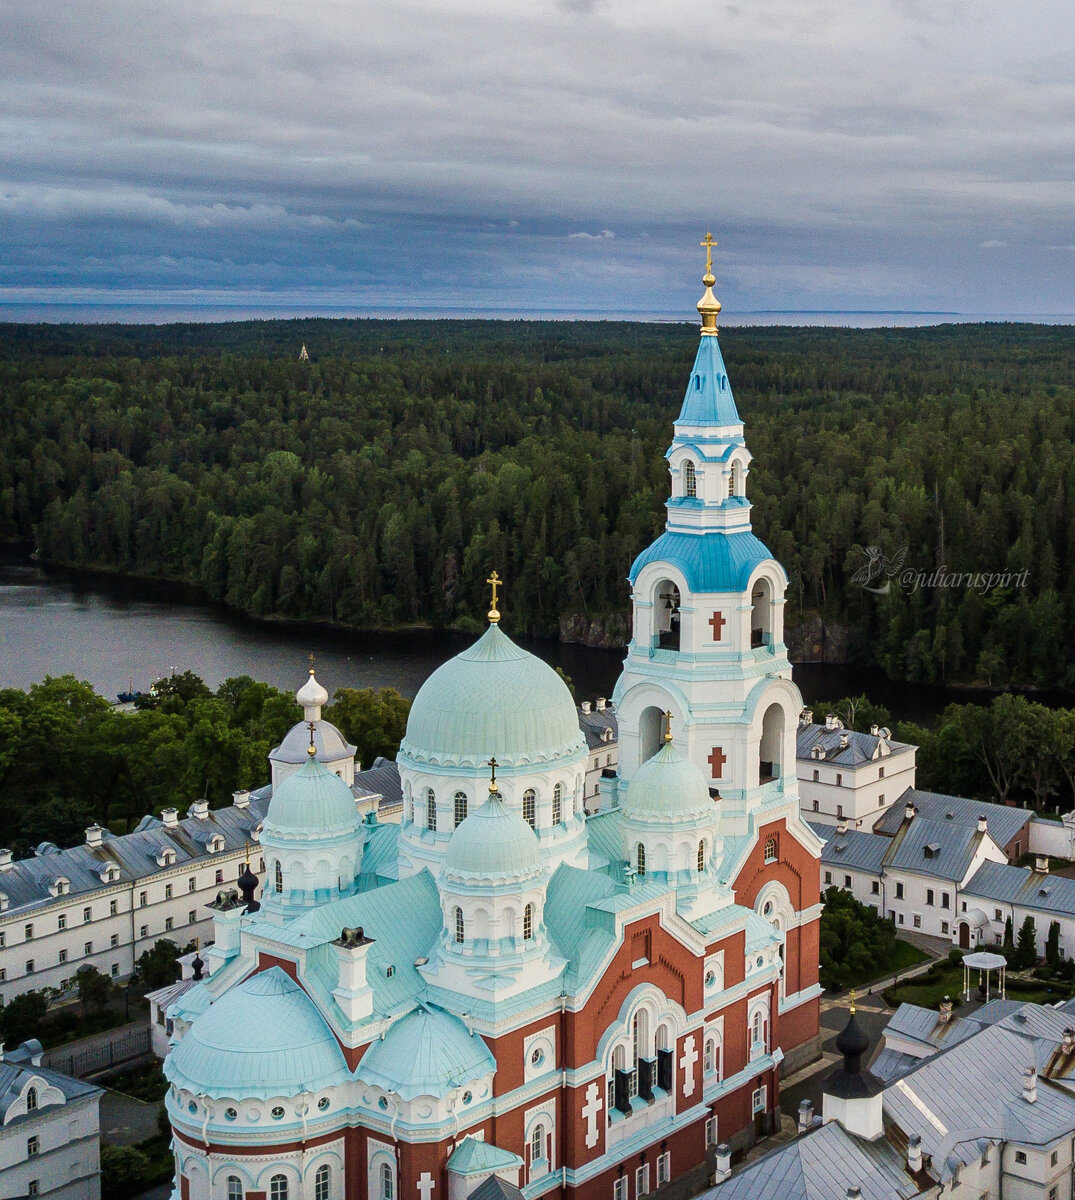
0,562,1017,724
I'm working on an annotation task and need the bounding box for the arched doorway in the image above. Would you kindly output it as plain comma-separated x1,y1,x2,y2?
759,703,784,784
654,580,681,651
640,706,665,764
958,922,971,950
750,577,773,648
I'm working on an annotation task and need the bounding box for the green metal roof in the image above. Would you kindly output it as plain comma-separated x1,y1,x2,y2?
399,624,585,768
448,1137,525,1176
445,795,542,880
358,1006,496,1101
621,741,711,821
264,755,363,837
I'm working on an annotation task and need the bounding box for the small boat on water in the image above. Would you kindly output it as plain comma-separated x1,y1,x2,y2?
116,678,145,704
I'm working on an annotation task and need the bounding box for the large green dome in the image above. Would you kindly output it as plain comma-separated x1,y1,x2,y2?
264,754,361,836
399,624,585,768
444,794,543,880
622,741,712,822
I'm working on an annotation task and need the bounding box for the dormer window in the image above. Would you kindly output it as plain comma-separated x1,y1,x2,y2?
684,459,697,498
206,835,225,855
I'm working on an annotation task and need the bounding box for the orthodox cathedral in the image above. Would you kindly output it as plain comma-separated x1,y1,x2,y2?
162,244,824,1200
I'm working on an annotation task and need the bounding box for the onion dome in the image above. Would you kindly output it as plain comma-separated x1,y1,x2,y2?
399,624,584,768
296,668,329,720
271,719,355,767
165,967,349,1099
824,999,883,1101
621,740,712,822
237,862,260,912
359,1007,495,1101
444,794,542,882
264,754,361,836
191,951,205,981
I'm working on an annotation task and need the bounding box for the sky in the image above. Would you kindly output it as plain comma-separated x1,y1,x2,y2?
1,0,1072,316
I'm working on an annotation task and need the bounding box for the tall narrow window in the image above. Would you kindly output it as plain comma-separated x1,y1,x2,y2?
404,787,412,823
552,784,562,825
523,789,536,828
636,843,646,876
274,860,283,894
426,788,437,831
270,1176,288,1200
25,1087,37,1111
380,1162,394,1200
454,907,465,944
531,1125,544,1164
227,1178,243,1200
523,903,534,941
684,459,696,497
697,841,706,873
764,836,777,863
315,1165,330,1200
453,791,468,828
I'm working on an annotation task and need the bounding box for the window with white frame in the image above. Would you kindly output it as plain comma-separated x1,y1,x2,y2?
552,783,562,825
314,1165,331,1200
426,788,437,831
764,836,777,863
613,1179,628,1200
380,1162,395,1200
270,1176,288,1200
523,789,536,828
635,1164,650,1196
703,1034,721,1078
523,903,534,941
657,1152,670,1186
226,1178,243,1200
705,1116,718,1146
636,843,646,876
752,1085,767,1114
453,791,468,828
684,459,697,498
454,907,465,944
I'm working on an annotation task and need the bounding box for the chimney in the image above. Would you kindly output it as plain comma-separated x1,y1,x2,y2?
836,822,848,835
938,996,953,1024
803,708,813,725
839,732,850,749
596,697,606,711
976,814,988,834
85,824,104,848
1023,1066,1037,1104
847,1189,862,1200
232,790,250,810
713,1145,732,1184
826,713,838,730
190,799,209,820
581,701,591,714
907,1134,922,1172
332,926,376,1022
904,801,916,822
161,807,179,828
1035,856,1049,873
1063,1028,1075,1052
797,1099,814,1132
870,724,880,737
0,849,11,871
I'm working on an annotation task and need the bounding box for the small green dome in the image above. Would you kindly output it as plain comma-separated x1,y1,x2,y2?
265,755,361,836
622,741,712,821
359,1007,495,1101
400,624,584,768
165,967,349,1100
444,795,542,880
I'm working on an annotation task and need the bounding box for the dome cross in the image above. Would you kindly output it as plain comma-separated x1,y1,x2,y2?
487,755,500,794
486,570,502,624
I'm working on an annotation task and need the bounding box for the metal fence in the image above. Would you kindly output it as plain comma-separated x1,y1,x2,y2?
43,1023,151,1078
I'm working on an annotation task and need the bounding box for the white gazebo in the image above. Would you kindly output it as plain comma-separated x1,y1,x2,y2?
962,950,1007,1002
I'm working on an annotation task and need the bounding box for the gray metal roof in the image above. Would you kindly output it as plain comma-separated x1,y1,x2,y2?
704,1115,917,1200
353,758,403,809
577,706,618,751
870,1047,920,1085
873,789,1031,848
820,829,890,874
882,814,987,882
0,1043,100,1130
0,798,270,917
796,721,912,768
885,1003,978,1052
964,861,1075,920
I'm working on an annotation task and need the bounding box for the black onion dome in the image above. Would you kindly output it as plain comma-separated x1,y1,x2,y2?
835,1011,870,1060
824,1008,884,1101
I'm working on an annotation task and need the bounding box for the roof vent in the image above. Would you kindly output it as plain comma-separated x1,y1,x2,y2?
924,843,940,858
870,724,880,737
232,790,250,810
161,808,179,828
834,842,847,854
907,1134,923,1172
825,713,839,730
581,701,591,714
905,802,916,821
839,732,850,749
797,1099,814,1132
189,798,209,820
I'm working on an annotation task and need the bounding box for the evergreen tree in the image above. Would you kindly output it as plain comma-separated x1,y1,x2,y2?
1015,915,1038,968
1047,920,1061,968
1004,914,1014,948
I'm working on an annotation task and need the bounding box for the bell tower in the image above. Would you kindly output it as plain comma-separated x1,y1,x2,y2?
611,237,804,838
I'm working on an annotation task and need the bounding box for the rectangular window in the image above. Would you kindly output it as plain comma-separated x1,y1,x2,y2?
879,766,885,778
898,914,904,925
139,891,147,907
164,884,173,900
25,959,34,974
836,774,842,787
0,932,5,947
913,915,921,929
28,1181,38,1197
942,893,950,909
836,805,844,819
926,889,934,906
657,1153,670,1187
139,925,148,939
109,899,117,915
1050,1150,1058,1167
1049,1186,1058,1200
110,933,119,947
111,963,119,978
812,799,819,812
24,923,33,941
995,908,1003,921
812,769,819,782
824,871,832,884
27,1135,39,1157
614,1180,628,1200
844,875,851,888
962,901,967,912
164,917,173,931
705,1116,718,1147
895,883,904,899
635,1165,650,1197
995,934,1003,945
188,877,197,892
878,794,885,804
1015,1151,1027,1165
0,967,6,981
58,948,67,963
58,914,67,930
871,881,880,894
752,1085,767,1114
941,922,949,934
188,911,197,925
84,941,92,956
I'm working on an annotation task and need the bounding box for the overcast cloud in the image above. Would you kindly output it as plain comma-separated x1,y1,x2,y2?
0,0,1071,314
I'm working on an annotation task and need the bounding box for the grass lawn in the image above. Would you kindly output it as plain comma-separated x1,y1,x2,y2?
885,963,1075,1010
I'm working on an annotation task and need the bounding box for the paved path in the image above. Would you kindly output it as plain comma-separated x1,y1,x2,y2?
99,1089,161,1146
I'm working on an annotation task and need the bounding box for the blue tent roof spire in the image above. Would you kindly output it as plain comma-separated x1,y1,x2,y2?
676,335,741,427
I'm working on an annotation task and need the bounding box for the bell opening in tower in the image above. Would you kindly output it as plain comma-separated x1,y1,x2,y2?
759,702,785,784
655,580,681,650
639,705,666,764
750,576,773,648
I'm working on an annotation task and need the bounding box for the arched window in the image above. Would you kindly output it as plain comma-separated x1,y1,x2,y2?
274,860,283,894
552,783,562,825
453,791,468,828
380,1161,395,1200
728,462,739,497
684,459,697,498
315,1165,331,1200
704,1037,720,1075
25,1087,37,1111
523,789,536,828
426,788,437,832
697,841,706,873
227,1178,243,1200
751,1009,766,1051
270,1177,289,1200
636,843,646,876
764,836,777,863
531,1123,545,1164
523,903,534,941
454,907,465,944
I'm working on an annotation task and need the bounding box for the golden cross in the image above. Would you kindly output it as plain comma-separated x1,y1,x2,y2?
849,988,857,1016
308,652,315,674
701,231,717,275
487,756,499,793
487,570,502,624
664,710,674,743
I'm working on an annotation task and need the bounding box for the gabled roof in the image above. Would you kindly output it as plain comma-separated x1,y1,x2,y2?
0,1051,100,1129
885,1003,978,1053
577,707,618,751
964,861,1075,919
469,1176,526,1200
873,789,1031,848
819,829,890,874
882,815,988,882
797,723,912,767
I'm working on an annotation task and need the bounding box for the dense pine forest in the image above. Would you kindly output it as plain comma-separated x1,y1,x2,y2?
1,319,1072,688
